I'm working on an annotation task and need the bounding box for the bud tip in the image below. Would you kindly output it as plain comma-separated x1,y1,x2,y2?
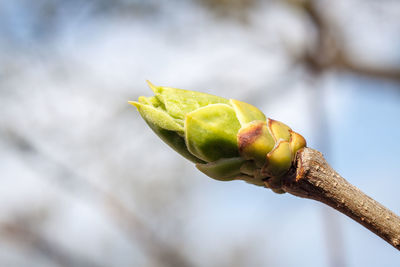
146,80,159,93
128,101,140,109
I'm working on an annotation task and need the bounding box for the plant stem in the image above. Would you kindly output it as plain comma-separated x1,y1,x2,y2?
282,148,400,250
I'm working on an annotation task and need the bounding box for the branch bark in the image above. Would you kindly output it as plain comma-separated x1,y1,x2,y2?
282,147,400,250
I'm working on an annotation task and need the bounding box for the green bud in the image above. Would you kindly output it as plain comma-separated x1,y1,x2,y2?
185,104,241,162
237,121,275,166
130,81,307,193
195,157,245,181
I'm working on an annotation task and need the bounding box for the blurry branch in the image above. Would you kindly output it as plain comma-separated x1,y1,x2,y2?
195,0,258,22
283,148,400,250
0,214,103,267
334,57,400,82
288,0,400,82
1,128,193,267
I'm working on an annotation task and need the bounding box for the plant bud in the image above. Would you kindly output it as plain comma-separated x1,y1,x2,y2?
130,81,306,192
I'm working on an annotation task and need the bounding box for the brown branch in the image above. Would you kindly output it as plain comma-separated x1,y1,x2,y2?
289,0,400,83
282,148,400,250
334,54,400,82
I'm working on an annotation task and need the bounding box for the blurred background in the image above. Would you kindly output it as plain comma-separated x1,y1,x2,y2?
1,0,400,266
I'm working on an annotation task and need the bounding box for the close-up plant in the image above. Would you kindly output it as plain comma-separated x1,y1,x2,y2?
131,81,306,192
131,81,400,251
1,0,400,266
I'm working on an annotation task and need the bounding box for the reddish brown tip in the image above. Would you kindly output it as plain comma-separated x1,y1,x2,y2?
238,121,264,153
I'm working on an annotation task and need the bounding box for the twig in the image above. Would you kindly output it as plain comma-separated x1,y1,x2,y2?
282,148,400,250
289,0,400,83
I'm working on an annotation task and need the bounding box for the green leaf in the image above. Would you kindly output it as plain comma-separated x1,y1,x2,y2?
263,140,292,177
144,120,205,164
129,101,184,133
196,157,245,181
289,131,307,157
268,119,291,141
237,121,275,166
138,96,164,109
147,81,229,120
185,104,241,162
229,99,266,126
